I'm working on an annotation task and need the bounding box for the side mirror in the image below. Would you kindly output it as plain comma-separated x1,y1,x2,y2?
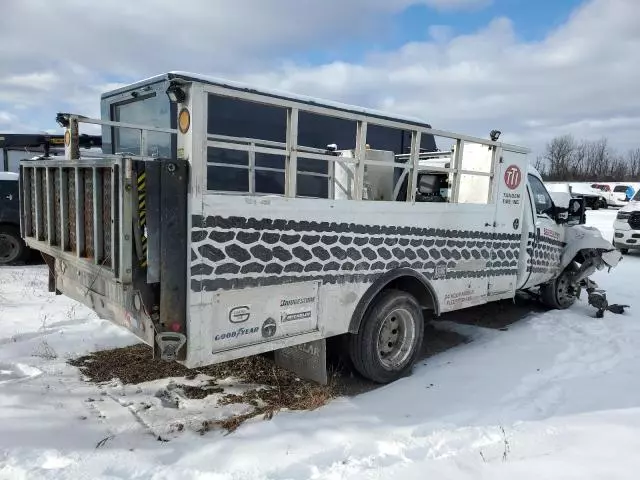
552,197,584,226
567,198,585,225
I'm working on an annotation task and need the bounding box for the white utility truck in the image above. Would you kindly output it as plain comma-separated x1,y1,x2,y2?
18,72,621,384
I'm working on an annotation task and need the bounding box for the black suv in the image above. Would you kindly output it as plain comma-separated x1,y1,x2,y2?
0,172,28,264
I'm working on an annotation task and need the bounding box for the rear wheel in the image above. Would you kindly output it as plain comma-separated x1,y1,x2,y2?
540,262,578,310
349,289,424,384
619,248,629,254
0,225,27,265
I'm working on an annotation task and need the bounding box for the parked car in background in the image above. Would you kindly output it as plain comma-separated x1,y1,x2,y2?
612,184,636,202
0,172,29,264
591,183,627,207
613,189,640,254
546,182,607,210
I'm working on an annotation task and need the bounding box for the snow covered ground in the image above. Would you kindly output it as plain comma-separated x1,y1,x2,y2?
1,209,639,479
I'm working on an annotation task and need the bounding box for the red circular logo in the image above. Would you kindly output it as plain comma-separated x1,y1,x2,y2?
504,165,522,190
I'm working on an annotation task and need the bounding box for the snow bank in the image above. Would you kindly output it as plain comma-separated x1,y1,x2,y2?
1,209,639,479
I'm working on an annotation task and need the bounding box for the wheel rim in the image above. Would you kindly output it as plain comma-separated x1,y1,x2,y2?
376,307,417,369
556,272,576,308
0,233,20,263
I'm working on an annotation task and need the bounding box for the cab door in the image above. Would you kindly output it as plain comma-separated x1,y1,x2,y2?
522,174,566,289
487,150,527,300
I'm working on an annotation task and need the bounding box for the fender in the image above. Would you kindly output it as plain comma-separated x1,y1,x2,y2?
561,225,622,270
348,268,439,333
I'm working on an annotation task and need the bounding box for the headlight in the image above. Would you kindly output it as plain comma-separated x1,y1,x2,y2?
617,211,631,220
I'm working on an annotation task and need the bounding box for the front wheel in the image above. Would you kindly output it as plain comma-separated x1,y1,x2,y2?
348,289,424,384
540,263,578,310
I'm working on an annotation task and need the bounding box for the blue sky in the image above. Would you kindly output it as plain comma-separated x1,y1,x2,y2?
0,0,639,161
289,0,586,65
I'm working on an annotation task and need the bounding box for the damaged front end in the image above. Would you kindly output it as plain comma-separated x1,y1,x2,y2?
559,225,626,316
561,225,622,283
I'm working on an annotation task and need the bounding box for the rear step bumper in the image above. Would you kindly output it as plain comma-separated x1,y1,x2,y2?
48,253,155,345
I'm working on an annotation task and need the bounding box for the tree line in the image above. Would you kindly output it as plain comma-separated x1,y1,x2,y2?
533,134,640,182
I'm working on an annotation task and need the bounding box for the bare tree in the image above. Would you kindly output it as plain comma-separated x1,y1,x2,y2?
627,148,640,179
539,135,639,182
544,135,576,181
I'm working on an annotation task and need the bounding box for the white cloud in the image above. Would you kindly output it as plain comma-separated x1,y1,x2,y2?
0,0,638,160
0,0,491,132
234,0,640,156
0,111,16,125
0,72,59,90
0,110,48,134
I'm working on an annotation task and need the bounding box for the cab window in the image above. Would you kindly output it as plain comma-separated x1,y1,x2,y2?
528,174,554,215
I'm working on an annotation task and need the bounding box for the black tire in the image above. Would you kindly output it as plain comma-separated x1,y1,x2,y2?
0,225,27,265
620,248,629,254
600,200,608,209
348,289,424,384
540,262,578,310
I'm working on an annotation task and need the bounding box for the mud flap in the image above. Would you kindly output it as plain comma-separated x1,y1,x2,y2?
274,339,328,385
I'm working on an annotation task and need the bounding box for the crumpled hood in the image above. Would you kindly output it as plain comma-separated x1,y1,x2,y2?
561,225,622,270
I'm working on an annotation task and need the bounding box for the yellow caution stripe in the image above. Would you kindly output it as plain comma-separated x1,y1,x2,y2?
137,170,148,268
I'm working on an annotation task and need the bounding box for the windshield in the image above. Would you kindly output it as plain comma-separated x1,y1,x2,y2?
633,190,640,201
113,93,172,157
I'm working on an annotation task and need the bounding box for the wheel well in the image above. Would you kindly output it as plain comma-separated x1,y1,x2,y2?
348,268,439,334
0,222,20,232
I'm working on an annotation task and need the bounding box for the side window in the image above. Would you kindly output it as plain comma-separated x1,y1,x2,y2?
207,94,330,198
113,93,172,157
207,94,288,195
528,174,554,215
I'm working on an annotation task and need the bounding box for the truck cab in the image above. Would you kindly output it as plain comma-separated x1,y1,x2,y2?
412,156,617,308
